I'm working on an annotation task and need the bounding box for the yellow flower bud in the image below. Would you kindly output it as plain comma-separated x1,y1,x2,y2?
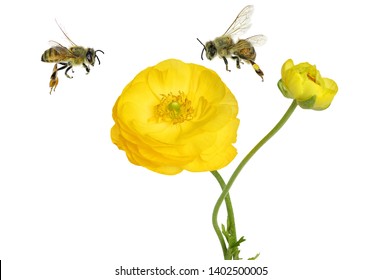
111,59,239,175
278,59,338,110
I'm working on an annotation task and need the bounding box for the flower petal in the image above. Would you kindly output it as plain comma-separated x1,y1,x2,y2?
111,59,239,175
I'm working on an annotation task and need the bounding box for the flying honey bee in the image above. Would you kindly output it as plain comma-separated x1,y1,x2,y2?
41,20,104,94
197,5,266,81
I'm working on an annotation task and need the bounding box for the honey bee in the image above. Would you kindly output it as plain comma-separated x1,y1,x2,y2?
41,20,104,94
197,5,266,81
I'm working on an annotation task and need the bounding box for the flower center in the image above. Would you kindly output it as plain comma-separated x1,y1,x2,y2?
304,66,321,85
154,91,194,124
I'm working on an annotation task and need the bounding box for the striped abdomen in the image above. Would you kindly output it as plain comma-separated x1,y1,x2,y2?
41,48,64,63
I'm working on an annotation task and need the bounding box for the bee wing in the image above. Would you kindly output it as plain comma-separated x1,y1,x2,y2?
48,40,77,58
245,35,267,47
55,19,77,46
223,5,254,37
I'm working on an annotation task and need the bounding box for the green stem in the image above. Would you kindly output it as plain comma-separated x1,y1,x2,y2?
212,100,298,259
211,170,237,259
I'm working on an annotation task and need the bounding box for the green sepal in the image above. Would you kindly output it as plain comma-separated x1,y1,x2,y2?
277,79,292,98
298,95,316,109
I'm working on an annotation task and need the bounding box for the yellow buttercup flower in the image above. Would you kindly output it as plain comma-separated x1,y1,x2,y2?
278,59,338,110
111,59,239,175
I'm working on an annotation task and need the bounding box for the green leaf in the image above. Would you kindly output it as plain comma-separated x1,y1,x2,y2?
248,253,260,260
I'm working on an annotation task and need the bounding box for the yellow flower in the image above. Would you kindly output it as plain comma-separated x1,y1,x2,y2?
278,59,338,110
111,59,239,175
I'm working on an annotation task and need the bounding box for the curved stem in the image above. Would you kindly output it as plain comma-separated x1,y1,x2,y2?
211,170,237,259
212,100,298,259
210,171,228,257
229,100,297,191
211,171,236,234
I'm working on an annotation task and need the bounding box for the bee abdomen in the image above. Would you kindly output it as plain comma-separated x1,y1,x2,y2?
41,48,60,62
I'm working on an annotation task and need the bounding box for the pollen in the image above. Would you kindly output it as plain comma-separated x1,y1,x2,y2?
154,91,194,124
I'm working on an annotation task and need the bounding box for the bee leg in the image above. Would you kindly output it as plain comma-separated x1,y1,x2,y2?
54,63,68,74
52,62,71,79
231,56,242,69
50,65,58,80
222,57,231,72
64,65,74,79
250,61,264,82
49,64,59,94
49,76,59,94
83,63,90,74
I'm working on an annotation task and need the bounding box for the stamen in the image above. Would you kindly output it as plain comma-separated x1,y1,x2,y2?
307,72,316,83
154,91,194,124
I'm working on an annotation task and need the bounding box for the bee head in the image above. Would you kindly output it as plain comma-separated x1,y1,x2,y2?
204,41,217,60
86,48,104,66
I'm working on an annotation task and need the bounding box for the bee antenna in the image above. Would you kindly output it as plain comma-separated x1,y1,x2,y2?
196,38,206,60
95,50,104,65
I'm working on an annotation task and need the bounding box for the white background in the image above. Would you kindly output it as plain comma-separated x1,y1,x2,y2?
1,0,380,279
